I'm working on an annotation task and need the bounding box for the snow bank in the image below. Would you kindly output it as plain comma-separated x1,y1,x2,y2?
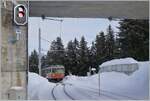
28,72,55,100
28,58,149,100
63,61,149,100
99,61,149,99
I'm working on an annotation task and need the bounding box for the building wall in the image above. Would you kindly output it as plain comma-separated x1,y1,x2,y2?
0,1,28,99
0,0,2,99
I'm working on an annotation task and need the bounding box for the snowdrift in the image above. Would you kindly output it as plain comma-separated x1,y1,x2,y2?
98,61,149,99
63,61,149,100
28,58,149,100
28,72,55,100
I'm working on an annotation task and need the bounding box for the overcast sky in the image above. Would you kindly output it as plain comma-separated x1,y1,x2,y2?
28,17,119,55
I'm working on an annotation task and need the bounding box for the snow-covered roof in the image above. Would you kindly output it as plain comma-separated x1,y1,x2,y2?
100,57,138,68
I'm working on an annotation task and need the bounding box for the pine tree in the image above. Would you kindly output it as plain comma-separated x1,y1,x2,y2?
113,34,122,58
78,36,90,76
65,40,75,75
95,31,106,64
89,41,98,71
29,50,39,74
73,38,80,58
73,38,80,75
118,19,149,61
46,37,65,65
105,25,115,60
41,55,47,68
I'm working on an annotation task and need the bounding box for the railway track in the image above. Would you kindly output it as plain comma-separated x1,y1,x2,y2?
62,83,117,100
51,83,59,100
51,83,75,100
62,83,75,100
51,82,136,100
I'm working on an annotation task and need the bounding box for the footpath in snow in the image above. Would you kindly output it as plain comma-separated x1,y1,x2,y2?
28,58,149,100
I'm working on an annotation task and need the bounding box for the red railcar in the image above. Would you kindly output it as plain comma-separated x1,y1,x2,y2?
42,65,65,81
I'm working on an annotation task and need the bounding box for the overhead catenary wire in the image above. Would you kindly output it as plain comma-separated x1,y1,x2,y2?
38,15,64,75
41,37,51,43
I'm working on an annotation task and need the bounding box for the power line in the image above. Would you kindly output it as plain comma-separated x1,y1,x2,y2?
41,37,51,43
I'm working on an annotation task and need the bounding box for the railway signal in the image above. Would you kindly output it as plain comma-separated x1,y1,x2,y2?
14,4,28,25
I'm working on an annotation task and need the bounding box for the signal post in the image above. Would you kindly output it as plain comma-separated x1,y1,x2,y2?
0,1,28,100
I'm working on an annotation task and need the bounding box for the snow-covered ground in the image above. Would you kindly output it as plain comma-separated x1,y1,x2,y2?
28,72,55,100
28,59,149,100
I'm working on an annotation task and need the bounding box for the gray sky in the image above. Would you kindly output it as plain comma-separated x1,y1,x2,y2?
28,17,119,55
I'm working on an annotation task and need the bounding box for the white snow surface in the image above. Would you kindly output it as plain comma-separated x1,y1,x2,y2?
28,72,55,100
28,61,149,100
100,57,138,67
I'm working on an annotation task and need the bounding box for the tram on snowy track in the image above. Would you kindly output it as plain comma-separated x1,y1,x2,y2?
42,65,65,82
